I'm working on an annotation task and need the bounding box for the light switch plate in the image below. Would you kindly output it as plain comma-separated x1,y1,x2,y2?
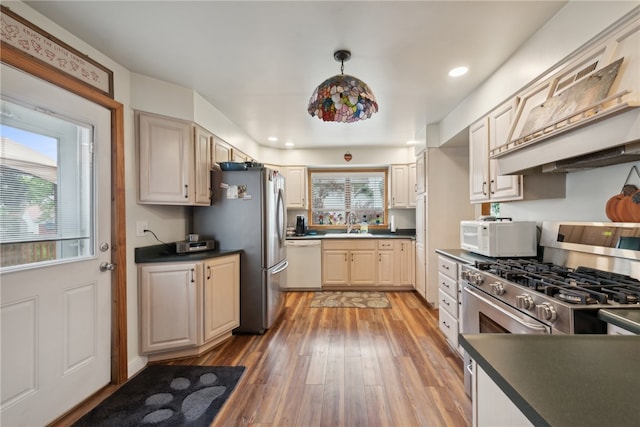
136,220,148,237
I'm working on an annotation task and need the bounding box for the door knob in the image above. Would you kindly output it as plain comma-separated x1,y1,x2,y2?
99,262,115,272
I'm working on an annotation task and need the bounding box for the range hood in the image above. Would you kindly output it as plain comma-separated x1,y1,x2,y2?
541,141,640,173
496,108,640,175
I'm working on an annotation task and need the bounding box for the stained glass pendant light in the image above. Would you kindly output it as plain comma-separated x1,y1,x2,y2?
308,50,378,123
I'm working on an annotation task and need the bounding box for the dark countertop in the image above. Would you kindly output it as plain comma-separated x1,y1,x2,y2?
135,244,242,263
598,308,640,334
435,248,493,265
287,229,416,240
460,334,640,427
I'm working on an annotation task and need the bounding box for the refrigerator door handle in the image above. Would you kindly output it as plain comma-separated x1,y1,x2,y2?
271,260,289,275
277,187,286,246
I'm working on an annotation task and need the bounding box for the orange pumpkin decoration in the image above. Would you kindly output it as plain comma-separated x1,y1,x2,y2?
606,184,637,222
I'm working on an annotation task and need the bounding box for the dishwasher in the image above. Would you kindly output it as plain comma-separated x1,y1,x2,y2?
284,239,322,290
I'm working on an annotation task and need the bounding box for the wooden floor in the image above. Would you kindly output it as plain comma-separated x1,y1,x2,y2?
52,291,471,427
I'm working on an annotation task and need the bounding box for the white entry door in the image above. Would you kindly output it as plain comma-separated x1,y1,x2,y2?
0,64,112,426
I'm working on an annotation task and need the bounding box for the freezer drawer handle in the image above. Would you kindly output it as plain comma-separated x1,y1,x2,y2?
271,261,289,275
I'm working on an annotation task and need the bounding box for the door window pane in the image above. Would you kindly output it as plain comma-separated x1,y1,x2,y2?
0,98,94,269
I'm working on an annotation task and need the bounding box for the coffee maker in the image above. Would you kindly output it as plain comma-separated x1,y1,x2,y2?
295,216,306,236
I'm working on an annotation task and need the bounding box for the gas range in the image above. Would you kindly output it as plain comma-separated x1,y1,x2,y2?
461,221,640,334
461,259,640,334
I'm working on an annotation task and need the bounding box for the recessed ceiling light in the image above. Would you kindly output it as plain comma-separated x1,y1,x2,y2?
285,142,295,147
267,136,278,142
449,66,468,77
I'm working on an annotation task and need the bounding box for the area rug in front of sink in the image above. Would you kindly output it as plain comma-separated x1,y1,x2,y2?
72,364,245,427
310,291,391,308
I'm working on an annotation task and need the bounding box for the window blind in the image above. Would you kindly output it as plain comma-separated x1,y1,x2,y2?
310,170,386,226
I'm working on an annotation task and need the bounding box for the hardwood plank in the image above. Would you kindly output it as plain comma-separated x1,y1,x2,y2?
294,384,325,427
50,291,472,427
320,383,345,427
344,355,369,426
364,385,394,427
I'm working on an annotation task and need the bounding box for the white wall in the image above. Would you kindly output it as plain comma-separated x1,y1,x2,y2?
261,145,416,167
500,161,640,223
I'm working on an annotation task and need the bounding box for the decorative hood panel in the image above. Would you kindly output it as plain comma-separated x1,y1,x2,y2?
491,8,640,175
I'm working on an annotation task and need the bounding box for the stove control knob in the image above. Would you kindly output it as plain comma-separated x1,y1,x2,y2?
490,282,505,296
536,303,557,322
516,295,535,310
472,273,484,286
461,270,470,281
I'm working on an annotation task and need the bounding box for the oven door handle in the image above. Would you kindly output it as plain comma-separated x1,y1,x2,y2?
465,286,550,333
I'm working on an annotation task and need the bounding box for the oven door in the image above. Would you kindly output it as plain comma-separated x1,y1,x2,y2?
462,285,551,335
461,285,551,396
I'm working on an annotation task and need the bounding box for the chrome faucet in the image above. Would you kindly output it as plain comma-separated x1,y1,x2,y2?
346,211,358,234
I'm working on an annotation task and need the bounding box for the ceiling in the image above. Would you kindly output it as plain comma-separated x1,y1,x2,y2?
23,1,567,149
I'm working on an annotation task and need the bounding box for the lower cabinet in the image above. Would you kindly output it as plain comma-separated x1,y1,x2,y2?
437,254,463,355
321,239,414,289
474,362,533,427
138,254,240,361
203,256,240,342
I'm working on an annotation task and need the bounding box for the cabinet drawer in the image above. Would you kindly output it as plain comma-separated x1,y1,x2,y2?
377,240,396,250
323,240,377,250
439,307,458,350
439,272,457,299
438,256,458,280
439,289,457,318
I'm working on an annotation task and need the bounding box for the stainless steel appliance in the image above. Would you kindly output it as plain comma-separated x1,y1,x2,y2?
460,221,640,395
193,167,287,334
460,218,537,257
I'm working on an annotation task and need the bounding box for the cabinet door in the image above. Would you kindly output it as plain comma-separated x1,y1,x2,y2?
408,163,417,207
203,255,240,343
377,240,396,286
232,150,249,163
377,249,396,286
138,113,194,204
350,250,377,285
139,263,200,353
390,165,409,207
469,117,490,202
322,250,349,285
475,363,533,427
415,151,426,194
415,242,426,298
194,126,212,206
214,140,232,163
285,166,307,209
488,99,521,201
398,240,414,286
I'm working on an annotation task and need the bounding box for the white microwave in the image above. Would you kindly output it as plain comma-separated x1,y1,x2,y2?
460,220,538,257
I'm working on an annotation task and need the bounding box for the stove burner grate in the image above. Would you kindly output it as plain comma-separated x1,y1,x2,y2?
473,259,640,305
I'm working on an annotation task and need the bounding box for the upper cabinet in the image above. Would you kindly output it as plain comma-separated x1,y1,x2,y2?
138,112,211,206
194,126,213,205
469,99,521,202
213,139,232,164
284,166,307,209
469,98,566,204
389,163,416,208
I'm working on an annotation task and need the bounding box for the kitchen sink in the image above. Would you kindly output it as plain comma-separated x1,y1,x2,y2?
322,233,373,238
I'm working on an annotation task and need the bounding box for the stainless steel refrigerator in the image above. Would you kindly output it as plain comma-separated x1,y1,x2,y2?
193,167,287,334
